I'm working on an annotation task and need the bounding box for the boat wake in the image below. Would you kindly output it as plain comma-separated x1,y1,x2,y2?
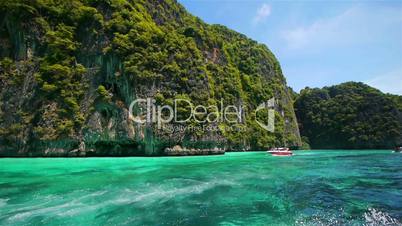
295,208,401,226
363,208,401,226
0,178,237,224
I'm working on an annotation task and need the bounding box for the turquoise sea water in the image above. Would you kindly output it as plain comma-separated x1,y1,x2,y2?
0,150,401,225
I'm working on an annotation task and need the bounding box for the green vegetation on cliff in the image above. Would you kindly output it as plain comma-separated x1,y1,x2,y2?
295,82,402,149
0,0,300,156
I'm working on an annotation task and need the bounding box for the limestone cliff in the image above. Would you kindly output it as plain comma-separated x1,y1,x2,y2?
0,0,301,156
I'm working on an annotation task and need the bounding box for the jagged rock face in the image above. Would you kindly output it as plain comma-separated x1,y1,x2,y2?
0,0,301,156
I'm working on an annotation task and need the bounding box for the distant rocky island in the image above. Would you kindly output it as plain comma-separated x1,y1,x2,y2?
295,82,402,149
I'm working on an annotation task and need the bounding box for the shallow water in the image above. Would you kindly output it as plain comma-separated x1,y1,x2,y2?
0,150,401,225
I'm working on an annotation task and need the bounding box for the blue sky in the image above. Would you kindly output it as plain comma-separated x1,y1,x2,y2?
178,0,402,95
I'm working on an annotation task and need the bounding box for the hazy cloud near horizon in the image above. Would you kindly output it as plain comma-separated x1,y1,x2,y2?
366,69,402,95
281,6,402,50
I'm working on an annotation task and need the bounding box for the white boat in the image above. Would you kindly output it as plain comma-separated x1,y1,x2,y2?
393,147,402,153
267,147,293,156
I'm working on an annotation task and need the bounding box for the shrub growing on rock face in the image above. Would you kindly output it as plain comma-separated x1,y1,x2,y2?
97,85,109,99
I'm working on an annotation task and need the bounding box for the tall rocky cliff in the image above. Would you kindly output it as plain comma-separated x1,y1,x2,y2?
0,0,301,156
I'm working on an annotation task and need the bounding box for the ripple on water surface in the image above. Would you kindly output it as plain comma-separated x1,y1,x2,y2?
0,150,401,225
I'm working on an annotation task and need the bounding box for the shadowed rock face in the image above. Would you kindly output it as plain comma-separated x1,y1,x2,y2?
0,0,301,156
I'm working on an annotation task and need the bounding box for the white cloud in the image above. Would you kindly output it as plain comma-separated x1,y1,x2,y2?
281,6,402,50
366,69,402,95
253,3,271,24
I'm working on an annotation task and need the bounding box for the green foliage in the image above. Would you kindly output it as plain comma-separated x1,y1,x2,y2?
97,85,108,97
0,0,301,153
41,82,58,92
295,82,402,149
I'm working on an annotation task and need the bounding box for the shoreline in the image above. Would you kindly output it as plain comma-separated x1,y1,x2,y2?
0,149,396,158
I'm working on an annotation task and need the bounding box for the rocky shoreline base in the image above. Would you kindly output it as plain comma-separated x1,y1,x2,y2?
163,145,225,156
0,144,227,157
